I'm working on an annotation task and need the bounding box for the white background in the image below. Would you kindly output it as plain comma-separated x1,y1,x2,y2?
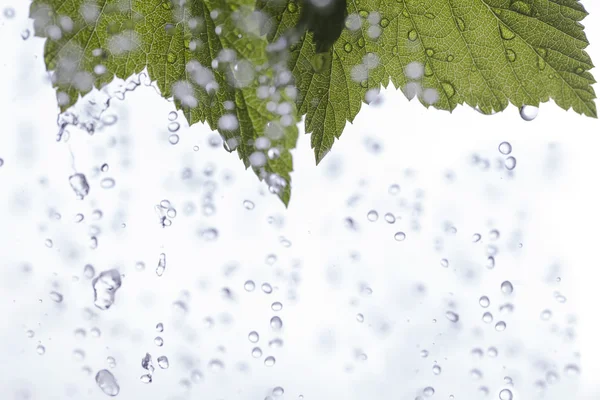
1,1,600,399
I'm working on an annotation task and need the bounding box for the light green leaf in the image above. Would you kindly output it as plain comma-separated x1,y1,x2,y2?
30,0,298,205
259,0,596,163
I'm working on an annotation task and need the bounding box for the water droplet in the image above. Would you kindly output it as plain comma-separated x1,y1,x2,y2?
423,386,435,396
100,178,115,189
344,42,353,53
538,56,546,70
156,322,164,332
383,213,396,223
271,302,283,311
243,200,255,210
154,336,164,346
432,365,442,375
472,233,482,243
157,355,169,369
420,349,429,358
92,269,122,310
367,210,379,222
248,331,259,343
106,356,116,368
95,369,120,396
544,372,559,387
510,0,531,16
209,359,224,372
424,12,435,19
564,364,580,376
69,173,90,199
505,49,516,62
44,239,53,248
479,296,490,308
168,134,179,145
499,388,513,400
425,48,434,57
456,17,465,31
486,256,496,269
482,312,494,323
520,105,538,121
499,24,515,40
21,29,31,40
440,258,449,268
408,30,418,41
495,321,507,331
498,141,512,155
488,347,498,357
36,344,45,355
167,52,177,63
261,282,273,294
49,291,63,303
273,386,285,396
501,281,514,294
394,232,406,241
168,121,180,132
540,309,552,321
156,253,166,277
270,316,283,330
504,156,517,170
252,347,263,358
264,356,276,366
446,311,459,323
141,353,154,372
442,82,455,98
140,374,152,383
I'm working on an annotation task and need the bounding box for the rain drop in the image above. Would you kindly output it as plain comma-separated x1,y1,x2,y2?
446,311,459,323
501,281,514,294
505,156,517,171
264,356,276,367
270,316,283,330
248,331,259,343
69,173,90,199
92,269,122,310
156,253,166,277
367,210,378,222
157,355,169,369
95,369,120,396
394,232,406,241
498,142,512,155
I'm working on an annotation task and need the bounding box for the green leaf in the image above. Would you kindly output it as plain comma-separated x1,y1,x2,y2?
259,0,596,163
30,0,298,205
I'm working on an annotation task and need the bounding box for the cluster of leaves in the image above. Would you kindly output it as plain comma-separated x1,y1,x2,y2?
30,0,596,205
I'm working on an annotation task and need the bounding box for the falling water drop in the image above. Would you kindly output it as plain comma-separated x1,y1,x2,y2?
156,253,166,277
95,369,120,396
157,355,169,369
505,157,517,171
92,269,122,310
69,173,90,199
498,142,512,155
